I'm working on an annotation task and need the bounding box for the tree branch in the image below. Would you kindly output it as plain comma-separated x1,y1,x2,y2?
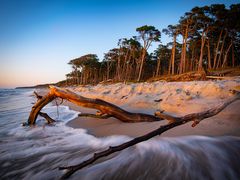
27,86,162,125
59,121,184,179
78,113,112,119
39,112,56,124
27,86,240,179
33,91,43,100
58,91,240,179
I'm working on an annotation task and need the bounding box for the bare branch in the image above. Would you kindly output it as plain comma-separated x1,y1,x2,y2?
58,91,240,179
59,120,184,179
27,86,240,179
78,113,112,119
33,91,43,100
27,86,162,125
39,112,56,124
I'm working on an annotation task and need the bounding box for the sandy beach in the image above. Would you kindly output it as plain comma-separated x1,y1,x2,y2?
64,77,240,138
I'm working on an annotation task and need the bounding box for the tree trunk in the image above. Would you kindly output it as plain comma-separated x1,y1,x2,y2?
207,39,212,69
116,49,121,81
137,49,146,82
198,31,206,71
222,41,232,68
155,55,161,77
232,45,235,67
216,30,227,68
213,29,223,69
179,25,189,74
28,86,162,125
179,36,184,74
59,89,240,179
171,34,176,75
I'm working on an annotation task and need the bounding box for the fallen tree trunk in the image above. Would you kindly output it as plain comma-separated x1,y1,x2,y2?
59,90,240,179
27,86,162,125
26,86,240,179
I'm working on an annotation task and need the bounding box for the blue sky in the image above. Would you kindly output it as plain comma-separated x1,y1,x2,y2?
0,0,239,88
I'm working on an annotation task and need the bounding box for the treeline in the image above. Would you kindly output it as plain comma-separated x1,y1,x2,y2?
65,4,240,85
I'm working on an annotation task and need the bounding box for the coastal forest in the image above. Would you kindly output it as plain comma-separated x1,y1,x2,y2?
64,4,240,85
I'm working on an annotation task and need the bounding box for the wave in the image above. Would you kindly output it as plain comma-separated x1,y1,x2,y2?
1,89,240,180
2,127,240,180
38,105,79,124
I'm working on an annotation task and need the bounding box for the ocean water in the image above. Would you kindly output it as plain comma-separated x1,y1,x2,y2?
0,89,240,180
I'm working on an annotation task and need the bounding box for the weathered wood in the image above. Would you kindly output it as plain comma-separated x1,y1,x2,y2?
206,76,232,79
51,86,162,122
27,86,240,179
78,113,112,119
147,71,206,82
39,112,56,124
33,91,43,99
27,86,162,125
28,91,55,125
59,121,183,179
59,91,240,179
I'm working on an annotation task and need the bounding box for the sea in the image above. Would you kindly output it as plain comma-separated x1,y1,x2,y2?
0,88,240,180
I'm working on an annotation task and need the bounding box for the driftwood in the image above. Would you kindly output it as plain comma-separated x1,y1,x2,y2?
206,76,232,79
27,86,162,125
147,71,206,82
26,86,240,179
39,112,56,124
207,68,235,76
57,90,240,179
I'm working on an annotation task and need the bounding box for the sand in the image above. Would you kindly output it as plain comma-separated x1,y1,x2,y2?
64,77,240,138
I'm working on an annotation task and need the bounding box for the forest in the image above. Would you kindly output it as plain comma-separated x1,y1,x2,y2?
64,4,240,85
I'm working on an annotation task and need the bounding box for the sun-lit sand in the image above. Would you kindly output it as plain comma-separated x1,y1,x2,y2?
64,77,240,137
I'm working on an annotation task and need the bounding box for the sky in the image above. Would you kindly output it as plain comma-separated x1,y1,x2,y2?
0,0,239,88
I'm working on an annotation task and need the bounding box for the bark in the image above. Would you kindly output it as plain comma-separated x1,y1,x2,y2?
222,41,232,68
216,30,227,68
155,55,161,77
169,34,176,75
137,49,146,82
213,29,223,69
179,36,185,74
182,25,188,73
207,39,212,69
198,28,208,72
206,68,235,76
39,112,56,124
198,34,206,71
232,45,235,67
27,86,162,125
179,24,189,74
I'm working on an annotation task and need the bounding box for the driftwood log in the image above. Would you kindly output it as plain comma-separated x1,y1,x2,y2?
27,86,162,125
26,86,240,179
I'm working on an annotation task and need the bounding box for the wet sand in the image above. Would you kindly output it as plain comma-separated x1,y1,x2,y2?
66,100,240,138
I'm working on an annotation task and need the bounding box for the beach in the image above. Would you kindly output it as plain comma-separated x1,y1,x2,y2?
65,77,240,138
1,78,240,179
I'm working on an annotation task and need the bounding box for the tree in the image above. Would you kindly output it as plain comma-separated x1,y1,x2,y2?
178,12,195,74
163,25,180,75
152,44,171,77
68,54,100,85
103,49,118,80
136,25,161,81
190,6,213,71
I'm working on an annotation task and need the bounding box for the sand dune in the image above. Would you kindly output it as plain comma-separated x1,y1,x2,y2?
66,77,240,137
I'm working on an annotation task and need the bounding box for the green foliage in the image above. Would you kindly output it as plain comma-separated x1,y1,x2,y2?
65,3,240,85
136,25,161,46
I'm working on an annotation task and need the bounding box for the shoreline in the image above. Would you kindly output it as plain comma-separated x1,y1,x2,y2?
65,100,240,138
61,78,240,138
